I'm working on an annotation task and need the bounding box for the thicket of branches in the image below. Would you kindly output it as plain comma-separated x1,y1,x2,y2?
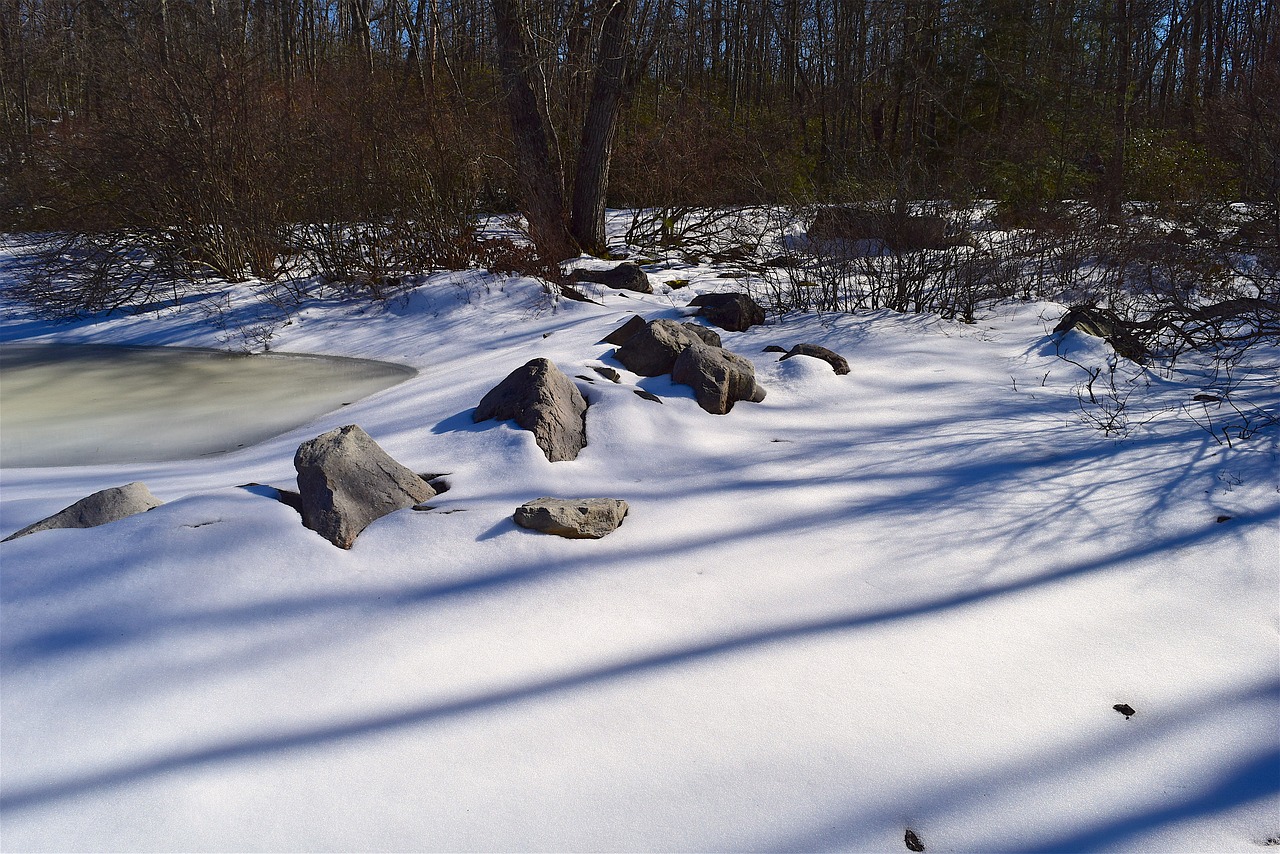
1,0,1277,283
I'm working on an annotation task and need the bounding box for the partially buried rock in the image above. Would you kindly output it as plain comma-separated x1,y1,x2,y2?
681,323,723,347
613,319,706,376
2,482,163,542
294,425,435,549
513,497,628,539
781,343,850,375
474,358,588,462
672,342,766,414
689,292,765,332
570,262,653,293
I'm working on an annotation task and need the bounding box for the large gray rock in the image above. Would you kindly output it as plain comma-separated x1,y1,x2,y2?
671,343,767,414
689,292,766,332
2,482,163,542
294,424,435,549
513,497,629,539
781,343,850,375
474,358,588,462
570,263,653,293
613,319,705,376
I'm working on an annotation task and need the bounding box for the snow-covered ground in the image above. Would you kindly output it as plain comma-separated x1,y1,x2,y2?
1,234,1277,852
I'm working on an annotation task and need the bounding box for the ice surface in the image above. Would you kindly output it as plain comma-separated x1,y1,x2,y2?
0,344,414,466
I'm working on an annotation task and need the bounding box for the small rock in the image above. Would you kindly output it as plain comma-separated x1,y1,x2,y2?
904,828,925,852
474,358,589,462
294,425,436,549
689,292,765,331
598,314,648,345
2,482,163,541
570,263,652,293
634,389,663,403
781,343,850,374
666,278,690,289
513,497,628,539
762,345,787,354
1113,703,1136,719
558,285,602,304
592,366,622,383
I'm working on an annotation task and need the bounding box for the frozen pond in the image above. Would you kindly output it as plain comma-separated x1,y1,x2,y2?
0,344,416,467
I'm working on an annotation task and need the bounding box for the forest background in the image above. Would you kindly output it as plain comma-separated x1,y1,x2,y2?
0,0,1276,288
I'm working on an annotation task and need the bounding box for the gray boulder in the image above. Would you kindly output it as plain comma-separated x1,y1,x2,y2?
689,292,766,332
2,482,163,542
598,314,647,345
513,497,629,539
570,263,653,293
474,358,588,462
781,343,850,375
294,425,435,549
681,323,723,347
613,319,705,376
672,343,767,415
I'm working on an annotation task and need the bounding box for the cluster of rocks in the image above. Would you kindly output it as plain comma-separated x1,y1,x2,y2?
610,309,768,415
3,288,808,550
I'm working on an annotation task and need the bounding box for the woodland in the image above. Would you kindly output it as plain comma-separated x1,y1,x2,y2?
0,0,1276,283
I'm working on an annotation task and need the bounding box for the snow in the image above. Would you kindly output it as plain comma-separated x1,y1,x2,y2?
1,232,1277,852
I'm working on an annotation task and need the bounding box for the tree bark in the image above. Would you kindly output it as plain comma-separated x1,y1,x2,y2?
570,0,635,254
492,0,578,261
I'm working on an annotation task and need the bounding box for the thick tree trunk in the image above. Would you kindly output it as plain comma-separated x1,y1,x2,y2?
1105,0,1131,225
492,0,578,262
570,0,635,254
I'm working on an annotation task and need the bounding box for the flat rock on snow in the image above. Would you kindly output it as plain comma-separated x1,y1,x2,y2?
513,497,629,538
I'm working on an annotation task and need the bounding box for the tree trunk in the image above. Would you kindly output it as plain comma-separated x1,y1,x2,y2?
1106,0,1131,225
570,0,635,254
492,0,578,261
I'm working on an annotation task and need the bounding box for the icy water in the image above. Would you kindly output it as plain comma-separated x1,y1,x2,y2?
0,344,416,467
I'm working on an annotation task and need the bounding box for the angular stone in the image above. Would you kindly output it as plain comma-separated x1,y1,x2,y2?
570,263,652,293
3,482,163,541
781,343,850,375
672,343,767,414
598,314,647,345
513,497,629,539
689,292,766,332
474,358,588,462
294,425,435,549
613,319,705,376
